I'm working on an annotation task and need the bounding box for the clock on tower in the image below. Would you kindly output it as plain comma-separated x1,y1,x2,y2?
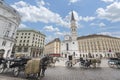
64,35,70,40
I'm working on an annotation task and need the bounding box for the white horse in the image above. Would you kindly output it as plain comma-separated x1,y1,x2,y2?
49,57,59,67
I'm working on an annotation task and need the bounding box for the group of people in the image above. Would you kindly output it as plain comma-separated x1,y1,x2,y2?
80,57,92,68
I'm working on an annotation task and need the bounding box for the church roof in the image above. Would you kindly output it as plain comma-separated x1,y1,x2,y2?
77,34,120,40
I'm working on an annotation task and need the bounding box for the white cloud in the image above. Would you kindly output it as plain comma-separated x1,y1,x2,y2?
36,0,45,6
101,0,114,3
19,24,28,28
43,25,59,32
99,22,106,27
81,16,95,22
45,35,55,43
11,1,68,27
96,2,120,22
90,22,106,27
55,32,63,36
69,0,80,4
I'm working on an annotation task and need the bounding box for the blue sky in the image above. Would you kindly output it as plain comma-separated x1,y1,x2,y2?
5,0,120,43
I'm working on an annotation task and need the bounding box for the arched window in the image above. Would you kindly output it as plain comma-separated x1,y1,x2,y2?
66,43,69,51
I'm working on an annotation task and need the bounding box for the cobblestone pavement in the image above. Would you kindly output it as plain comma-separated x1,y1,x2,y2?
1,67,120,80
0,59,120,80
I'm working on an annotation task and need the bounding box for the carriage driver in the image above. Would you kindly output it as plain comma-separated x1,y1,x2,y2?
68,55,73,66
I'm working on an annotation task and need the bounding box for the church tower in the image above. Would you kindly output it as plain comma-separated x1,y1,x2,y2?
71,11,77,40
61,11,80,59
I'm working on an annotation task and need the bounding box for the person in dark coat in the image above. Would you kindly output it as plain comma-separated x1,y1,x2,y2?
40,55,51,76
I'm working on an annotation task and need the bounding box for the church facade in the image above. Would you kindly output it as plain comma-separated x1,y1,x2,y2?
61,12,80,59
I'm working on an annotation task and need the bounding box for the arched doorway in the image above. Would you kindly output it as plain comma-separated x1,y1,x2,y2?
0,49,5,58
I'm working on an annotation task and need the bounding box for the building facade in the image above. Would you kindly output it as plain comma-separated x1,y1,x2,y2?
77,35,120,58
61,12,79,59
43,11,120,59
0,1,21,58
44,38,61,57
13,29,45,57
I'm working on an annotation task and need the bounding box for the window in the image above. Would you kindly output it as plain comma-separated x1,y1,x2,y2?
18,47,22,52
20,40,22,42
66,43,69,51
73,52,75,56
27,40,29,43
22,33,24,35
23,40,25,42
5,30,10,37
2,41,6,46
24,47,28,52
11,33,14,38
29,33,31,35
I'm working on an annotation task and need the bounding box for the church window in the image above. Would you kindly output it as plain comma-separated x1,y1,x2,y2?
66,43,69,51
5,30,10,37
73,52,75,56
2,41,6,46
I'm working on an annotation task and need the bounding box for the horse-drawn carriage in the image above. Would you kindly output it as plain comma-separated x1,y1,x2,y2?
108,52,120,68
79,58,101,68
0,55,53,79
65,55,79,68
108,58,120,68
0,57,31,76
65,56,101,68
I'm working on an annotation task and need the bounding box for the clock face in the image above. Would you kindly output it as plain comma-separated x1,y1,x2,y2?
65,35,70,40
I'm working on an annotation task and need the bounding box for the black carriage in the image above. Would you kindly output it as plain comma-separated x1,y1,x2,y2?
0,57,31,76
108,58,120,68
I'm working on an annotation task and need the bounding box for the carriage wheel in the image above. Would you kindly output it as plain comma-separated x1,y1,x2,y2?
108,63,114,68
0,64,4,73
65,61,72,68
25,74,29,78
34,73,41,79
13,67,20,77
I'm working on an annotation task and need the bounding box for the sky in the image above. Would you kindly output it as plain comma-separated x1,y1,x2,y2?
5,0,120,43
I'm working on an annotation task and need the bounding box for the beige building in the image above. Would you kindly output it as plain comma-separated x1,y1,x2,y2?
77,34,120,58
13,29,45,57
44,38,61,57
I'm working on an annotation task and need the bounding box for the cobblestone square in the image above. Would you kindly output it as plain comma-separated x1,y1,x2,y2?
0,59,120,80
